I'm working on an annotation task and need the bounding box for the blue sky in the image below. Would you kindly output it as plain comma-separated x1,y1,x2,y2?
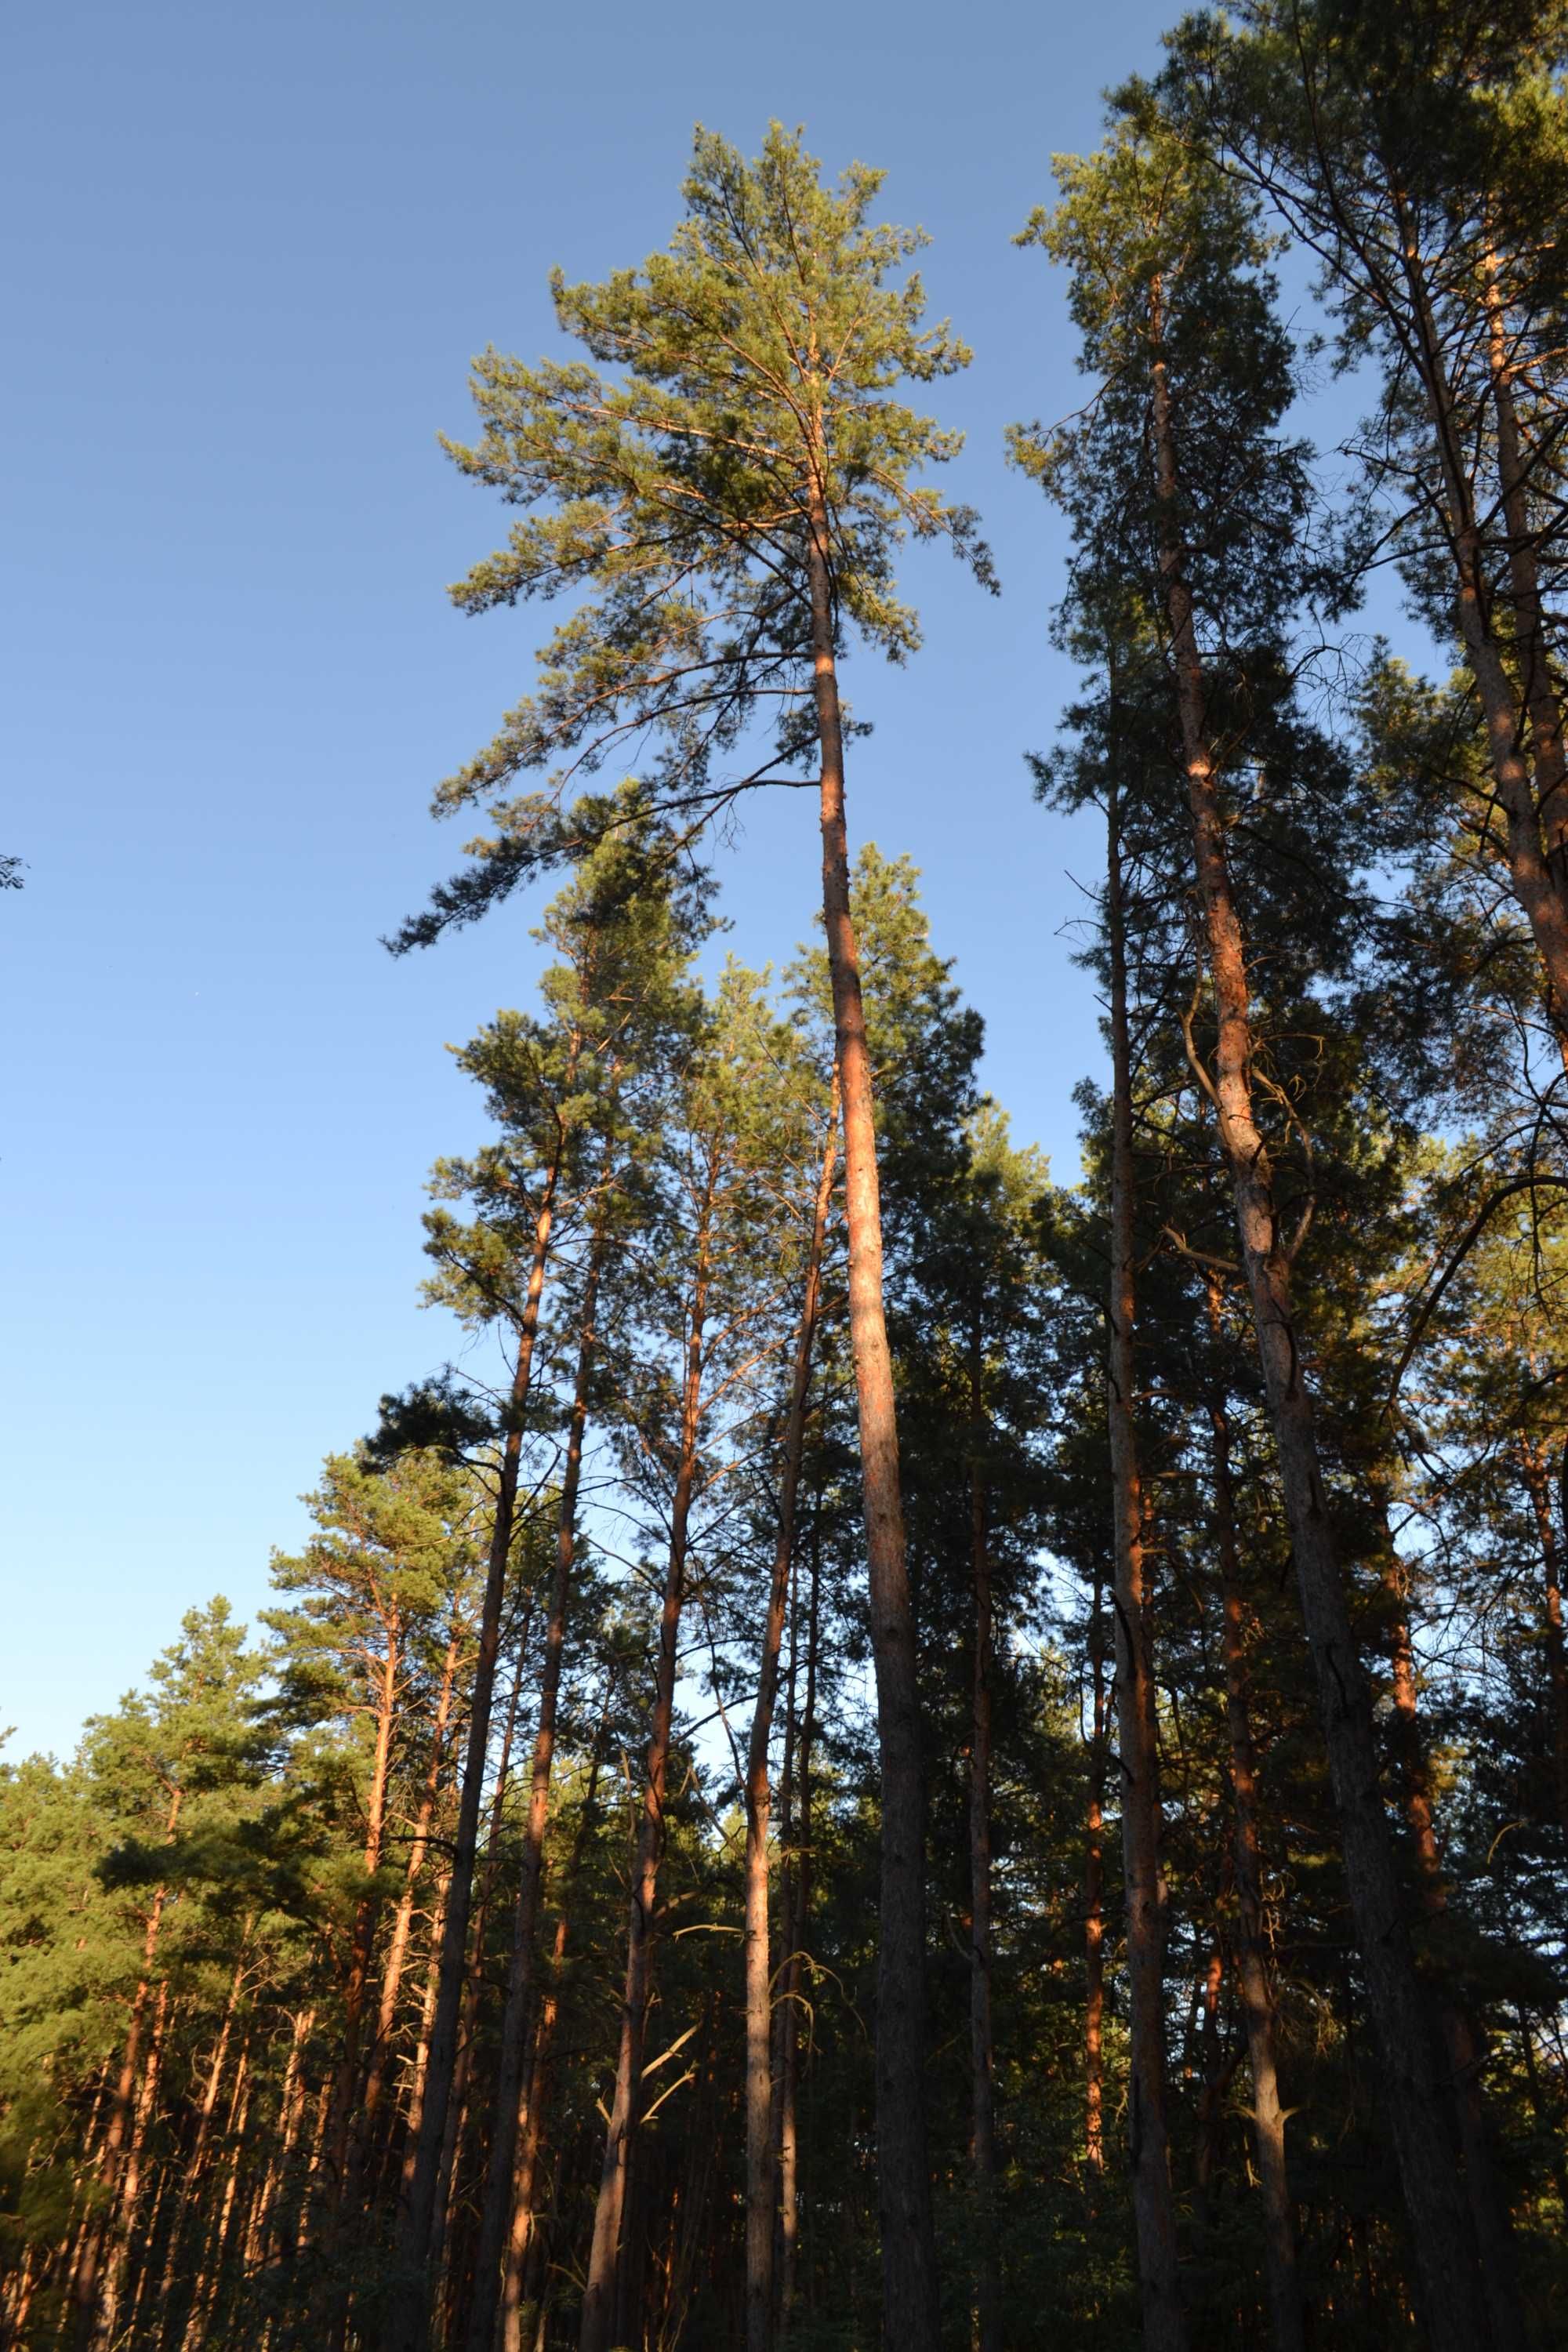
2,0,1338,1757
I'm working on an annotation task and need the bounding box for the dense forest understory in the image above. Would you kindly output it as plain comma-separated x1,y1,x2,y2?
8,6,1568,2347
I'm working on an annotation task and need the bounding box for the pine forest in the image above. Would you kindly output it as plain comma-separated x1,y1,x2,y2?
11,7,1568,2347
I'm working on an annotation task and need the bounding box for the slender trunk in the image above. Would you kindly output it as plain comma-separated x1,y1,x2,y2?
778,1499,822,2328
353,1610,463,2201
1149,297,1490,2352
1382,1546,1527,2349
319,1605,401,2268
74,1784,182,2347
469,1228,609,2352
429,1652,528,2310
500,1740,608,2352
97,1977,171,2343
392,1166,559,2350
1084,1565,1108,2186
806,476,938,2350
1395,220,1568,1053
967,1329,1001,2352
1519,1438,1568,1842
743,1094,836,2352
1206,1308,1304,2352
579,1174,716,2352
1104,771,1188,2352
1482,248,1568,884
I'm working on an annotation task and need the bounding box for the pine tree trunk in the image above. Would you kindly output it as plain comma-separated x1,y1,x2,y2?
1381,1544,1527,2349
1083,1566,1108,2187
777,1504,822,2328
1206,1320,1304,2352
1104,771,1189,2352
806,488,938,2351
1149,297,1490,2352
74,1783,182,2348
392,1163,559,2351
500,1740,608,2352
1519,1438,1568,1842
579,1172,716,2352
967,1331,1002,2352
1395,218,1568,1054
469,1227,609,2352
743,1095,835,2352
1481,246,1568,886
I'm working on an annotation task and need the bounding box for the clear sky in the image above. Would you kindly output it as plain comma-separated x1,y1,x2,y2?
5,0,1230,1759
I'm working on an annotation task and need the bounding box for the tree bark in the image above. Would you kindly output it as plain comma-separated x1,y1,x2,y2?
1394,218,1568,1055
75,1784,183,2349
777,1497,822,2328
1084,1565,1108,2187
499,1738,608,2352
1104,769,1188,2352
578,1165,716,2352
967,1332,1001,2352
391,1161,560,2351
1205,1303,1304,2352
469,1224,609,2352
1381,1544,1527,2350
806,478,939,2350
743,1091,836,2352
1149,292,1491,2352
1519,1437,1568,1842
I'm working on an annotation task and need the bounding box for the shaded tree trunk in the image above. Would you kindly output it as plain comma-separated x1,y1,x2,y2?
1519,1437,1568,1842
1206,1310,1304,2352
1084,1565,1109,2187
1381,1544,1526,2349
967,1330,1001,2352
1103,768,1188,2352
1149,291,1491,2352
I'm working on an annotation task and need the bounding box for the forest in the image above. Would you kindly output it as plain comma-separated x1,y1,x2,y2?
6,4,1568,2347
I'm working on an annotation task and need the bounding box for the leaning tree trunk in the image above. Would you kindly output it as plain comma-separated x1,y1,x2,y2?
390,1153,561,2352
806,481,939,2351
579,1171,716,2352
468,1222,609,2352
744,1091,837,2352
1205,1297,1304,2352
1104,770,1188,2352
1149,299,1491,2352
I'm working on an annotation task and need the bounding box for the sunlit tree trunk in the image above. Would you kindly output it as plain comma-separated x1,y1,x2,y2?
806,475,938,2350
579,1164,717,2352
745,1096,836,2352
393,1147,561,2351
470,1223,610,2352
500,1737,608,2352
